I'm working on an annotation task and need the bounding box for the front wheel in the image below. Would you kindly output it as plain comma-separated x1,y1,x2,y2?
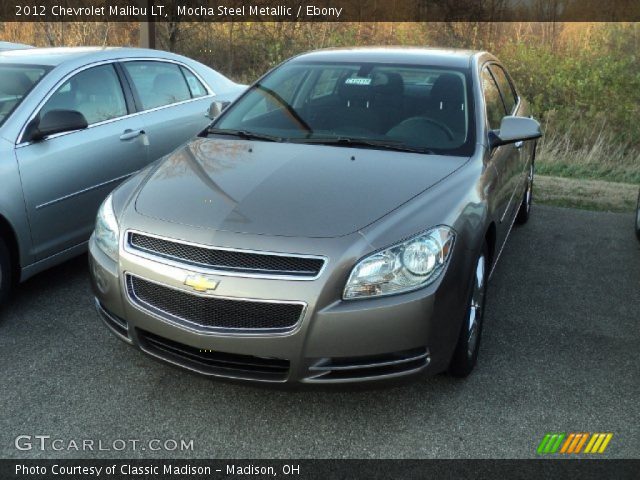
635,189,640,242
448,243,488,377
515,162,534,225
0,237,11,308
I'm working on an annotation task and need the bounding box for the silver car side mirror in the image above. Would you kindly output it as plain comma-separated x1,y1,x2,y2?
490,116,542,148
206,100,230,120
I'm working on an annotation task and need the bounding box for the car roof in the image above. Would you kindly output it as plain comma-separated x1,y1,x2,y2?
0,41,33,51
0,46,183,67
289,47,482,69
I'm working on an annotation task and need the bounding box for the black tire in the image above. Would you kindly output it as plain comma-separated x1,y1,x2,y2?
0,237,11,308
635,189,640,242
448,243,488,377
515,161,534,225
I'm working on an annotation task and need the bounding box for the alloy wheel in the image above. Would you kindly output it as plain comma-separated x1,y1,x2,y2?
467,254,486,358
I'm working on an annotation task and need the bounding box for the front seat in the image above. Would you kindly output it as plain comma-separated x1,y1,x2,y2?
74,69,126,124
428,73,466,136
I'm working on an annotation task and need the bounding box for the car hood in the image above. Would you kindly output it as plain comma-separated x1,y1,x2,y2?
134,138,468,238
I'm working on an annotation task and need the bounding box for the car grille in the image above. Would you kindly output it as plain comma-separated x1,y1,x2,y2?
138,329,290,381
306,347,430,382
128,232,325,278
126,275,304,332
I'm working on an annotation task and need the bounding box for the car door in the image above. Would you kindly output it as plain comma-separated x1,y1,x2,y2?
488,64,528,199
481,66,520,247
15,63,149,260
119,60,213,162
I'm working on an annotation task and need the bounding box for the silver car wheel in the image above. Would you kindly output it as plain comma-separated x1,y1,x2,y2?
525,164,534,213
635,191,640,236
467,254,486,358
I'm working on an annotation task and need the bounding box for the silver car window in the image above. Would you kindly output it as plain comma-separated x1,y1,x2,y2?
40,64,127,125
489,65,518,115
216,62,475,155
0,64,50,127
481,67,506,130
180,66,208,98
123,61,192,110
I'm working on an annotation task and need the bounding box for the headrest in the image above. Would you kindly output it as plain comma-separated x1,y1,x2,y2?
372,72,404,98
0,71,32,96
430,73,465,105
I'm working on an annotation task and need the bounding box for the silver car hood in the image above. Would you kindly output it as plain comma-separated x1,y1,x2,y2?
134,138,468,238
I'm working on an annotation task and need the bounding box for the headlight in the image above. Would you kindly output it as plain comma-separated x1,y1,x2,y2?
94,194,120,262
343,226,455,299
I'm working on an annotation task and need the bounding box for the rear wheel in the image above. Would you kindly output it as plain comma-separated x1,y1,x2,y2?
0,237,11,308
448,243,488,377
515,162,534,225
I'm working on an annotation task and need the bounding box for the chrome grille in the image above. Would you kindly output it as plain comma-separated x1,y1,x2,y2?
127,275,304,332
128,232,325,278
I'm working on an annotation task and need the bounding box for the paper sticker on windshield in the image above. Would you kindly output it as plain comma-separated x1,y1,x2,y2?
345,77,372,86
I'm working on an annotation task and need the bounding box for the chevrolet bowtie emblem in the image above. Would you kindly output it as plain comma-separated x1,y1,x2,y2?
184,274,218,293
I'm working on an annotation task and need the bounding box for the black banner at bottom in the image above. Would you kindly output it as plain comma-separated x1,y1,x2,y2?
1,459,638,480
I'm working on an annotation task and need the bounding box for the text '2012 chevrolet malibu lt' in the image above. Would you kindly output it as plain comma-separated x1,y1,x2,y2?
89,48,541,383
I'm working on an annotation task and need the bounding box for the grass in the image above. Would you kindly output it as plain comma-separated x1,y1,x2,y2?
535,129,640,185
532,126,639,212
535,175,639,213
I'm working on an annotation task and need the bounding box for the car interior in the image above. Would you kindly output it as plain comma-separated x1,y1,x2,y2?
233,67,470,151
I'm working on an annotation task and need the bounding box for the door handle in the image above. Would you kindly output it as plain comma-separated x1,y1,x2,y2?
120,129,145,141
514,140,524,149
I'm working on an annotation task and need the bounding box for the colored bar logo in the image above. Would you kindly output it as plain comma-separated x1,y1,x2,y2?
537,433,613,454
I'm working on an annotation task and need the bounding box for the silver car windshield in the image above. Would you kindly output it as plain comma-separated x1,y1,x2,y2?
214,62,475,155
0,64,51,127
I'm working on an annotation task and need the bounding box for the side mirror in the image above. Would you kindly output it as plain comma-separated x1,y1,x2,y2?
25,109,88,142
489,116,542,148
206,100,230,120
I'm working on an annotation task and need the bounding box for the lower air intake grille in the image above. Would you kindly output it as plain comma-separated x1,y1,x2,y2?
138,329,290,381
128,232,325,278
127,275,304,332
307,347,430,382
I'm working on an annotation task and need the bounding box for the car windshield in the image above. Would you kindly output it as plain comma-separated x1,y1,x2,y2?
213,61,474,155
0,64,51,127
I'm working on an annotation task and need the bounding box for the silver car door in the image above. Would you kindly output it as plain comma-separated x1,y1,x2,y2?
120,60,213,161
15,63,148,260
489,64,528,198
481,66,520,247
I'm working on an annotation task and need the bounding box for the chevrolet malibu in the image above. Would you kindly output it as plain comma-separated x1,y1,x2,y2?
89,48,541,383
0,47,244,306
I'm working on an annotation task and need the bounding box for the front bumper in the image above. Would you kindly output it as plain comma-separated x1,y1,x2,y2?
88,230,472,384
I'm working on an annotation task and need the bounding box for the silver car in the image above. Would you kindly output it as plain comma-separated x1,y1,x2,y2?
0,47,244,305
89,48,541,383
0,41,33,51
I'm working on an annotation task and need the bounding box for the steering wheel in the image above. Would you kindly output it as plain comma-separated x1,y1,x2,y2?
389,116,456,141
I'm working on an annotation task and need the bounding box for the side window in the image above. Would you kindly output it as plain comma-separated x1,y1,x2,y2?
489,65,517,114
481,68,506,130
122,61,192,110
180,66,209,98
41,64,127,125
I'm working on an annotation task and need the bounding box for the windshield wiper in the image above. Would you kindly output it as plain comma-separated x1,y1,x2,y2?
207,128,283,142
289,137,434,154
